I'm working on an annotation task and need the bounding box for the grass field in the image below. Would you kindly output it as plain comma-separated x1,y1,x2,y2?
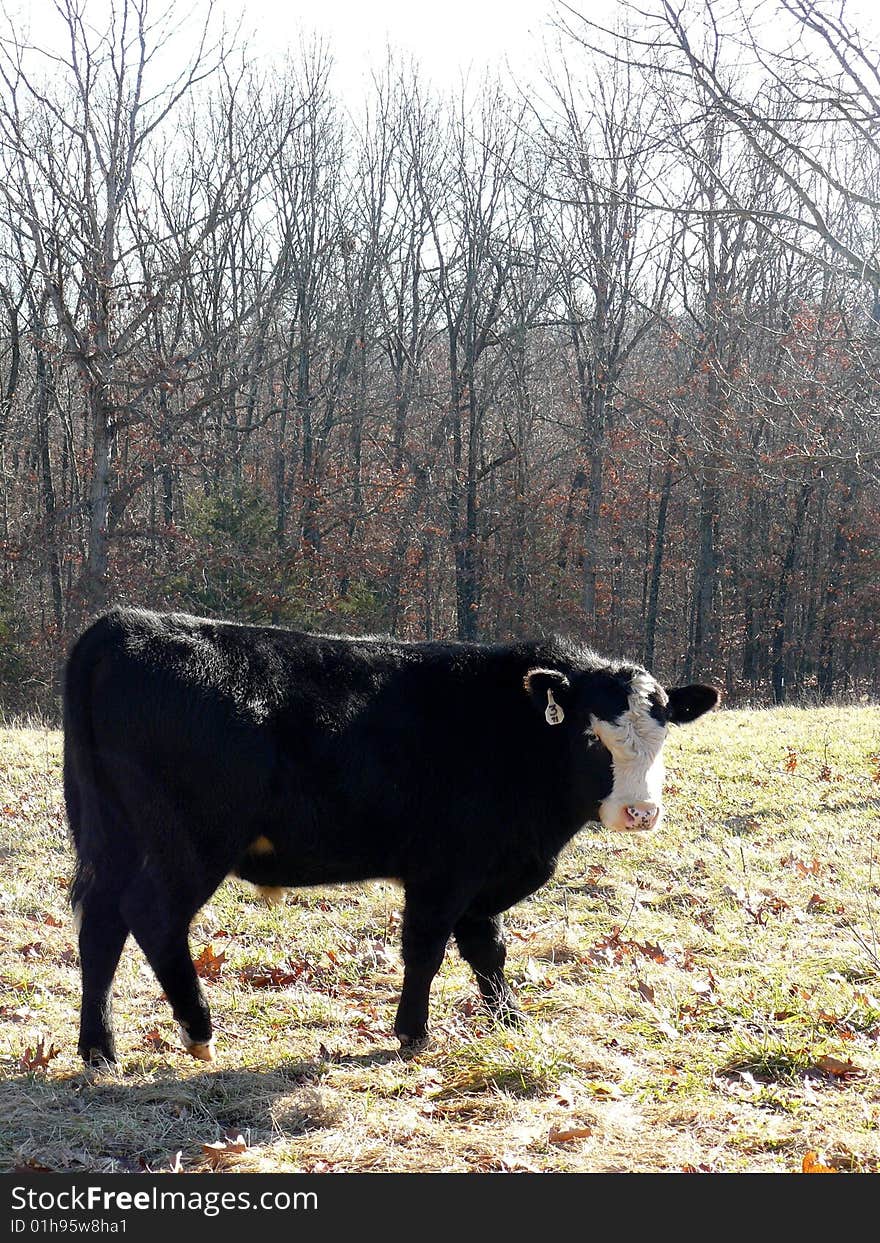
1,706,879,1174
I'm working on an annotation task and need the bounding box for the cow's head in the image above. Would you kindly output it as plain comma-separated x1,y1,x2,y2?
524,664,719,831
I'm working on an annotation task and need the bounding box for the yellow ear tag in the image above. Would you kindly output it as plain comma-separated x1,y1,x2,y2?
545,689,564,725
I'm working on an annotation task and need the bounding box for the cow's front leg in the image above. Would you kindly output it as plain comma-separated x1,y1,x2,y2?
394,892,458,1049
454,912,522,1026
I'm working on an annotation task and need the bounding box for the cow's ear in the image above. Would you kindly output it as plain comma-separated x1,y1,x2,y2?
666,684,720,724
523,668,571,725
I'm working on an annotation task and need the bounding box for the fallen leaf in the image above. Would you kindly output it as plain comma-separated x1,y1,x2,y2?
586,927,626,966
476,1153,540,1173
240,963,302,989
692,973,716,997
587,1081,622,1100
655,1019,679,1040
780,854,822,876
747,894,789,924
814,1055,866,1080
802,1150,837,1173
0,1005,36,1022
784,750,798,773
632,979,655,1003
586,928,668,968
854,990,880,1008
20,1036,61,1072
548,1125,593,1144
553,1078,581,1109
144,1028,174,1052
193,945,226,980
636,940,668,964
202,1134,248,1168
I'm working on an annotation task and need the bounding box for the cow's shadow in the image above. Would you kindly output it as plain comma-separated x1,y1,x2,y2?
1,1044,409,1172
724,796,880,830
563,882,617,899
815,797,880,813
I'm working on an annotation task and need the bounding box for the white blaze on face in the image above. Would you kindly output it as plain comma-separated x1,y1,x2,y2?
590,672,668,831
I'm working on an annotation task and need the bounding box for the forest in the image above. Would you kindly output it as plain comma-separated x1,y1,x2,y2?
0,0,878,713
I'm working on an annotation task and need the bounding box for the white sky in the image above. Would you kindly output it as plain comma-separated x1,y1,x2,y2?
6,0,880,107
2,0,615,109
217,0,571,98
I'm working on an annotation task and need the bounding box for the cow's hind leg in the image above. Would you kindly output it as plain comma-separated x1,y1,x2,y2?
454,912,522,1026
120,870,216,1061
75,883,129,1064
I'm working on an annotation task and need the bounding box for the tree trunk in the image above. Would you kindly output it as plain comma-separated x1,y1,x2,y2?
643,422,677,669
386,466,430,634
35,344,64,634
82,383,113,618
817,476,856,700
691,463,719,678
771,481,812,704
581,435,605,625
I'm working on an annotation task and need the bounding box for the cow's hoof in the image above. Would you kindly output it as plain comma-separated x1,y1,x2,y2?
179,1026,216,1061
397,1033,429,1054
495,1003,525,1028
80,1046,117,1068
258,886,287,906
186,1040,216,1062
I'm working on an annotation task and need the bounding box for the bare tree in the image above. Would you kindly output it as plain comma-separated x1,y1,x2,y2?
0,0,249,617
536,47,677,631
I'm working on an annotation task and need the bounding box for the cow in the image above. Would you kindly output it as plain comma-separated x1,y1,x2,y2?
63,606,719,1065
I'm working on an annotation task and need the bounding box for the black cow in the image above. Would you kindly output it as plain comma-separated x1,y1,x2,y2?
63,606,719,1064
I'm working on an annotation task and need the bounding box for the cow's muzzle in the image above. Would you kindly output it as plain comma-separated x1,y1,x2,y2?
600,801,662,832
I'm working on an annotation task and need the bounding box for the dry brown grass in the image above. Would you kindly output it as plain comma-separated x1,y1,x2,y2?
1,707,879,1173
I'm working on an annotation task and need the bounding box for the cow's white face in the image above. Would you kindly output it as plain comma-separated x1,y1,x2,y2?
590,672,668,832
523,661,720,833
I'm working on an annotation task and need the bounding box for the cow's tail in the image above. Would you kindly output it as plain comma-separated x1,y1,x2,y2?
63,612,131,915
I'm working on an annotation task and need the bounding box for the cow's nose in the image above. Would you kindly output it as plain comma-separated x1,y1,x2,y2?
624,803,660,829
